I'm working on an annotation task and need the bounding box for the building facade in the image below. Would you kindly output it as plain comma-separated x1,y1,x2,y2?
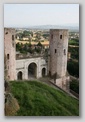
16,57,47,80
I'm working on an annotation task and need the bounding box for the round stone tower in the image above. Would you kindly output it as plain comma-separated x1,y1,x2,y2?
4,28,16,80
49,29,69,90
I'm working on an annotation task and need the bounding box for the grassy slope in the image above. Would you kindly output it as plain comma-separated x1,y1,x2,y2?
10,81,79,116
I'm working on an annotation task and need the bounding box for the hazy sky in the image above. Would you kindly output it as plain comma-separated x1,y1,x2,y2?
4,4,79,27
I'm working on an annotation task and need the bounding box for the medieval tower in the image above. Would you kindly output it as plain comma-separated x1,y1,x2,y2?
49,29,69,90
4,28,16,80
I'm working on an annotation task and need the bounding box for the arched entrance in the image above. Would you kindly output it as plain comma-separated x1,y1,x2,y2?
17,71,22,80
28,63,37,79
42,68,46,77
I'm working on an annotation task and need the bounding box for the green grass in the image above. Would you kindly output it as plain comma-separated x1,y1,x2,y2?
10,80,79,116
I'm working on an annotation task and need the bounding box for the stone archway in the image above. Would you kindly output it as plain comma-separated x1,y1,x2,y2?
17,71,22,80
42,68,46,77
28,63,37,79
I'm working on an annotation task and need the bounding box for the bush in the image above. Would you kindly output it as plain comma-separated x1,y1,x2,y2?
70,80,79,94
67,60,79,77
68,46,79,60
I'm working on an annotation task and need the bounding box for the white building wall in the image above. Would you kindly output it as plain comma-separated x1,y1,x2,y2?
16,57,47,80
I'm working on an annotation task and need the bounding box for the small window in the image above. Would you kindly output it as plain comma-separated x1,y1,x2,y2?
64,49,66,55
60,35,62,39
51,34,53,39
55,49,57,53
5,32,8,34
5,98,7,103
12,35,15,47
7,54,9,59
12,35,14,40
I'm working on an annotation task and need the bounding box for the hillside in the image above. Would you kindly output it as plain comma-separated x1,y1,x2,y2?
10,80,79,116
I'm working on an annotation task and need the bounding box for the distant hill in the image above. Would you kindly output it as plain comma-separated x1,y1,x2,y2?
6,24,79,32
15,24,79,32
10,80,79,116
27,25,79,32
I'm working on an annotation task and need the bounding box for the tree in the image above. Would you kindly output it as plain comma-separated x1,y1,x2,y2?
37,41,42,47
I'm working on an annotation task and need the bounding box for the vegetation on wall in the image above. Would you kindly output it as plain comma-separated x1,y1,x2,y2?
70,80,79,94
67,60,79,78
68,46,79,60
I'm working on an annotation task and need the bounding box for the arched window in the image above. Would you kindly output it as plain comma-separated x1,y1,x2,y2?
7,54,9,59
17,71,22,80
42,68,46,77
28,63,37,79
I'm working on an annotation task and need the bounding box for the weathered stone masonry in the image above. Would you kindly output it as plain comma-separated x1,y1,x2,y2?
4,28,69,90
49,29,69,90
4,28,16,80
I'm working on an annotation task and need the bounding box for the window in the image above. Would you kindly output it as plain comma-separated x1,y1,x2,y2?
12,35,14,40
5,32,8,34
55,49,57,53
64,49,66,55
51,34,53,39
17,71,22,80
7,54,9,59
12,35,15,47
60,35,62,39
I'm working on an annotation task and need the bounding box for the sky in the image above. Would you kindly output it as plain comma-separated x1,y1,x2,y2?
4,4,79,27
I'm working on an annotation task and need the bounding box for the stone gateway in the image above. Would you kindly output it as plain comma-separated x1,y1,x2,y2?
4,28,69,91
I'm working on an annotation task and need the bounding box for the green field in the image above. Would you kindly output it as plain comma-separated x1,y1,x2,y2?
10,81,79,116
69,39,79,46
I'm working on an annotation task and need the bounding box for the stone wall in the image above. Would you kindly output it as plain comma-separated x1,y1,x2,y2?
49,29,69,90
16,57,47,80
49,29,68,77
4,28,16,80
